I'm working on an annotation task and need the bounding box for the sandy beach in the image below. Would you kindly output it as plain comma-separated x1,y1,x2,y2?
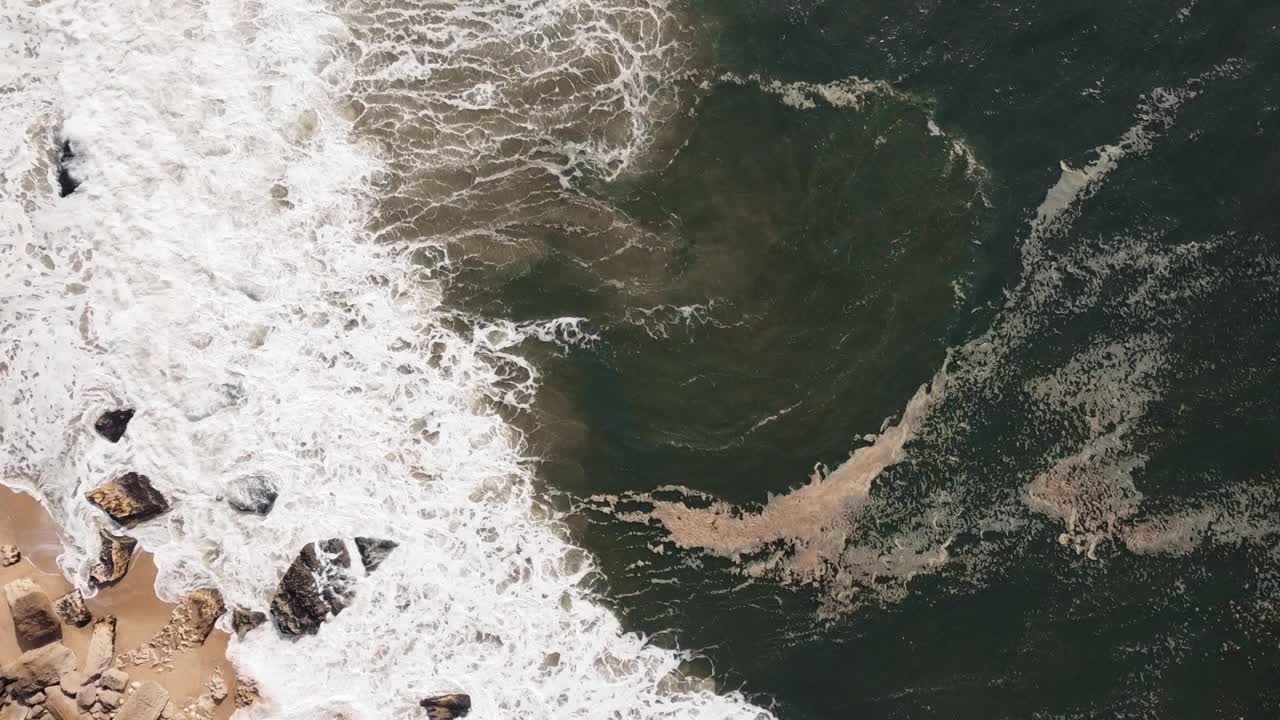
1,486,243,720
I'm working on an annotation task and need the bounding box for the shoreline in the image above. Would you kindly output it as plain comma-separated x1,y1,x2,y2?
1,485,244,720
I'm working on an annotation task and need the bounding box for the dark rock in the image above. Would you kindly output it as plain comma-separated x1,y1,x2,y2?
224,475,278,515
3,579,62,651
57,140,80,197
52,590,92,627
269,539,353,636
85,473,170,527
89,530,135,588
353,537,398,573
93,409,134,443
419,693,471,719
230,608,267,638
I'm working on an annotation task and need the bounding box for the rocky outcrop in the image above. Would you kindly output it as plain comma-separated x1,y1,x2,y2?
224,474,279,515
0,642,77,696
4,578,62,650
84,473,170,527
269,539,353,636
354,537,398,573
113,681,168,720
420,693,471,719
0,545,19,567
52,591,91,627
230,608,266,638
93,409,134,443
89,530,135,587
83,617,116,679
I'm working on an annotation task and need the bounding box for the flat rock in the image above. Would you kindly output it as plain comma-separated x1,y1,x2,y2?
98,668,127,693
224,474,278,515
0,704,30,720
113,680,168,720
0,544,19,567
0,643,76,696
88,530,135,587
419,693,471,719
59,670,86,696
92,409,134,443
230,608,266,638
44,691,82,720
82,617,116,679
269,539,354,636
52,591,91,627
4,578,62,650
354,537,398,573
84,473,169,528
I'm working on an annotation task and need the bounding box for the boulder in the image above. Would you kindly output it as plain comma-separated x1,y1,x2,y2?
59,670,86,696
0,544,19,566
92,409,134,443
88,530,135,587
3,578,62,650
230,608,266,638
113,681,168,720
224,475,278,515
44,691,82,720
269,539,353,636
419,693,471,719
98,669,127,693
57,140,79,198
0,703,30,720
354,537,398,573
82,617,116,680
97,689,122,709
84,473,169,527
75,683,97,709
52,591,91,627
0,643,76,696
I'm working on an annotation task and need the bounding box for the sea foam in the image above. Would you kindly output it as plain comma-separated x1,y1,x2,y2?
0,0,771,717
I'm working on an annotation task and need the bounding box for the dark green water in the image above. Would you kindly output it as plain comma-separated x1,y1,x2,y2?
454,1,1280,717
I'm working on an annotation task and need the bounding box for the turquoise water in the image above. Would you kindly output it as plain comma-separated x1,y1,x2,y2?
453,1,1280,717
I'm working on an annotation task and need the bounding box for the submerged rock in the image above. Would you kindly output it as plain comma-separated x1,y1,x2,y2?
353,537,398,573
85,473,170,527
419,693,471,719
230,608,267,638
224,475,278,515
53,590,91,627
57,140,79,197
0,544,19,567
3,578,62,650
93,409,134,443
89,530,135,587
269,539,353,636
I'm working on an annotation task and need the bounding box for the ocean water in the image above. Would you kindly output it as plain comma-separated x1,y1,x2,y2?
2,0,1278,719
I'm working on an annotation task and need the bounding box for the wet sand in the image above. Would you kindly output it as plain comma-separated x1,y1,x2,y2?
0,485,240,720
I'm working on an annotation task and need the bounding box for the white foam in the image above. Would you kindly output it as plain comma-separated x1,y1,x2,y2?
0,0,771,717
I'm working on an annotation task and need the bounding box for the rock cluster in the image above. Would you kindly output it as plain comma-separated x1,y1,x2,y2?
84,473,170,528
268,537,397,637
92,409,134,443
118,590,224,671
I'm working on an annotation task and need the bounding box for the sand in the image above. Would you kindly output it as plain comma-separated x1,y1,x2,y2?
0,485,241,720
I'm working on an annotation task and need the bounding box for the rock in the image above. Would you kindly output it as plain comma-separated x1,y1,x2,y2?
25,692,46,705
52,591,91,627
88,530,135,587
230,608,266,638
97,689,121,709
75,684,97,708
269,539,354,636
28,708,44,720
57,140,79,198
0,704,30,720
208,668,227,703
98,669,128,693
419,693,471,719
0,643,76,696
59,671,86,696
83,617,116,679
113,681,168,720
3,578,62,650
84,473,170,528
92,409,134,443
44,691,82,720
224,475,278,515
157,702,173,720
0,544,20,567
353,537,398,573
233,675,259,708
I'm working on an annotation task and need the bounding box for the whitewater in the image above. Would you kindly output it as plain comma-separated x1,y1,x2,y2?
0,0,771,717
